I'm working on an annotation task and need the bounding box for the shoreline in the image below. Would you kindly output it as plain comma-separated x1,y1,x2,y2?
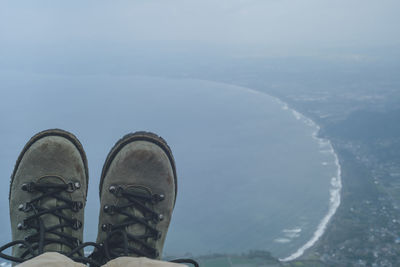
158,79,345,261
277,101,343,262
192,80,344,262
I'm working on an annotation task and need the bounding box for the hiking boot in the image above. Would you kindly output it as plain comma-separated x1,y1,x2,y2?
93,132,177,264
7,129,88,263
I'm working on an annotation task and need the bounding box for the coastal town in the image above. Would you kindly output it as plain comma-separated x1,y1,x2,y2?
168,51,400,266
2,41,398,266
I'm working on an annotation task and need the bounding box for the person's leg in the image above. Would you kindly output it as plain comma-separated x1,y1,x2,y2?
16,253,185,267
3,129,89,264
16,252,86,267
90,132,178,265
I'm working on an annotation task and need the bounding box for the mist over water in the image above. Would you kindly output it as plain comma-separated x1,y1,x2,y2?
0,0,399,265
0,73,339,258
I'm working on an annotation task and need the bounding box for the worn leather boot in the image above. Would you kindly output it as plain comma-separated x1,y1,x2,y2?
7,129,88,263
93,132,177,264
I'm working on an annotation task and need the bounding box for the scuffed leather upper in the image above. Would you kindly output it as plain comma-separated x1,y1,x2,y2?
10,133,88,258
97,140,176,259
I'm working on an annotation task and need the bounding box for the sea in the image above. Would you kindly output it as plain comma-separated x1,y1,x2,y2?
0,72,341,262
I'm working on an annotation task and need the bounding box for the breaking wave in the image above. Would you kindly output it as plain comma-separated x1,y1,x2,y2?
219,86,343,261
277,101,342,262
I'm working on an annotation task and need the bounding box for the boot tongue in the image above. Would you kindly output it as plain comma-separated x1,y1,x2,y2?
36,175,72,253
124,185,155,254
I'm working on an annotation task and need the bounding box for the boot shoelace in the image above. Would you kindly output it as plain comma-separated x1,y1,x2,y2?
0,182,198,266
92,186,199,267
0,181,102,266
98,186,165,260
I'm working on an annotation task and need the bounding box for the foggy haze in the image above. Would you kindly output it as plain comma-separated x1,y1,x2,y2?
1,0,399,50
1,0,400,265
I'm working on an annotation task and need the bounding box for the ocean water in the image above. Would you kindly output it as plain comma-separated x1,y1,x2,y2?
0,72,341,260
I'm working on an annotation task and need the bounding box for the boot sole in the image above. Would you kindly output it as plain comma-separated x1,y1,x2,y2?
99,131,177,206
9,129,89,200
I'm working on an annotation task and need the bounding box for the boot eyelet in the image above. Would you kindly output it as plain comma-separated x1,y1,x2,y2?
153,193,165,202
109,185,117,194
72,201,83,212
17,222,26,230
72,219,82,230
18,203,32,212
21,183,34,192
67,182,77,192
103,205,115,214
67,181,81,192
156,231,162,240
102,223,112,232
20,203,33,212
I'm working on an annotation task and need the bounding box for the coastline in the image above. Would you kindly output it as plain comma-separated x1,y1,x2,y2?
277,101,343,262
194,80,344,261
169,79,344,261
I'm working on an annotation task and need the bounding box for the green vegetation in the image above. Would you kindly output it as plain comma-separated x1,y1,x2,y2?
164,50,400,266
187,53,400,266
195,250,281,267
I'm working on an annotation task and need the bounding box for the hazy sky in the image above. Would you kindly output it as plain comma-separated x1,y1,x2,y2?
1,0,399,49
0,0,398,259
